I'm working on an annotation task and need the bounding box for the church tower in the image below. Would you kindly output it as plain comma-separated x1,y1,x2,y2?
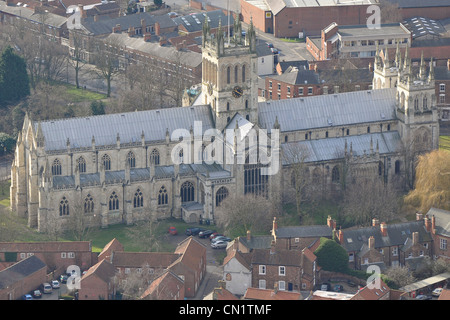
201,16,259,131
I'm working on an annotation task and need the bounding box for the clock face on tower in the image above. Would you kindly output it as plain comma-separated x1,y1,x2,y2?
232,86,243,99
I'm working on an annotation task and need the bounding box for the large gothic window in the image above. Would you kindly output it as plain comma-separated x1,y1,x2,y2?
227,66,231,84
180,181,195,203
77,156,86,173
134,189,143,208
52,159,62,176
331,166,340,183
109,191,119,211
244,156,269,198
102,154,111,171
414,96,419,112
84,194,94,213
59,196,69,216
150,149,160,165
215,187,229,207
127,151,136,168
158,186,168,205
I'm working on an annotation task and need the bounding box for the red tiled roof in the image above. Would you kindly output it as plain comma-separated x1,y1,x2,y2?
244,287,302,300
98,238,123,261
140,270,184,300
170,236,206,271
439,288,450,300
81,258,115,283
0,241,91,252
112,252,180,269
351,278,391,300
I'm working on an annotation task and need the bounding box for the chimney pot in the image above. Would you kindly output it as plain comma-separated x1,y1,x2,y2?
380,222,387,237
416,212,423,221
246,230,251,241
425,217,431,233
368,236,375,249
272,217,278,233
338,229,344,244
372,218,379,227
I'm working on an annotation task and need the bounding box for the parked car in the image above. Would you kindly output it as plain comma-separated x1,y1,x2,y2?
60,274,68,284
432,288,443,296
211,236,231,243
168,226,178,235
42,283,52,294
185,227,203,236
199,230,215,238
22,294,33,300
51,280,60,289
211,240,228,249
321,283,330,291
32,289,42,299
416,294,432,300
334,284,344,292
266,42,274,48
209,232,220,240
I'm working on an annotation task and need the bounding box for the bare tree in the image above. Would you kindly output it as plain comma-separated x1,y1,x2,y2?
91,38,123,97
126,212,162,252
384,265,416,289
67,201,101,241
68,30,88,89
214,193,275,237
116,265,165,300
282,143,311,224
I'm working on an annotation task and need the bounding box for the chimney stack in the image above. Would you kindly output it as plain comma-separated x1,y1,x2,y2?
327,215,336,230
380,222,387,237
372,218,380,227
416,212,423,221
338,229,343,244
368,236,375,249
270,240,276,254
246,230,251,241
425,216,431,232
113,24,121,33
272,217,278,233
412,232,419,245
447,58,450,71
155,21,161,36
144,33,151,42
431,215,436,234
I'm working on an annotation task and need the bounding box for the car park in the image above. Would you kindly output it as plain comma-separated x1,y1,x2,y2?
211,240,228,249
185,227,204,236
209,232,220,240
32,289,42,299
51,280,60,289
198,230,215,238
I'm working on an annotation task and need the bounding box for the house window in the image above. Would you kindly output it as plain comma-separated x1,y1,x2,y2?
158,186,168,205
287,86,291,94
68,252,75,258
84,194,94,213
134,189,144,208
269,81,272,89
440,83,445,92
52,159,62,176
392,247,398,256
278,281,286,291
308,87,313,95
349,253,354,262
294,237,299,243
279,266,286,276
259,279,266,289
150,149,160,165
439,94,445,104
76,156,86,173
440,238,447,250
277,83,281,91
298,87,304,95
259,265,266,275
59,196,69,216
61,252,67,258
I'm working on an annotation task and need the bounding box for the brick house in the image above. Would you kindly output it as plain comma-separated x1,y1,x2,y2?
140,270,185,300
426,208,450,261
168,236,207,298
435,61,450,121
0,255,47,300
112,251,180,277
79,258,116,300
97,238,124,262
243,285,302,300
337,216,434,271
350,278,403,300
0,241,94,275
223,247,253,296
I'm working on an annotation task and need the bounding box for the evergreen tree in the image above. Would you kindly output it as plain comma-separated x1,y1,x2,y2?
314,237,349,273
0,46,30,107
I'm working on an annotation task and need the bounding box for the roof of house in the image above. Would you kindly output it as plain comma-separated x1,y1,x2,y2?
274,225,333,238
337,23,410,38
317,68,373,84
426,207,450,237
0,2,67,27
340,220,433,253
351,278,391,300
0,241,91,252
237,235,273,251
268,67,320,85
111,252,180,269
98,238,123,261
244,287,302,300
0,255,46,290
81,11,176,35
277,60,309,74
36,105,213,151
140,270,184,300
258,88,397,133
223,249,253,270
403,16,446,39
438,288,450,300
172,9,233,34
251,248,302,267
81,258,116,283
170,236,206,271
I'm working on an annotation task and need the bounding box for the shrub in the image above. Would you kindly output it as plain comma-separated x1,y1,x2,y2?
314,237,349,273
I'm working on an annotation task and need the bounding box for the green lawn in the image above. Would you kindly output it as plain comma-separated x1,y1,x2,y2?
61,83,107,103
440,135,450,152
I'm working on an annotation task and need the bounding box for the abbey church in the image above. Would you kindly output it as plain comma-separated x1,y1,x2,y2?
10,19,439,231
